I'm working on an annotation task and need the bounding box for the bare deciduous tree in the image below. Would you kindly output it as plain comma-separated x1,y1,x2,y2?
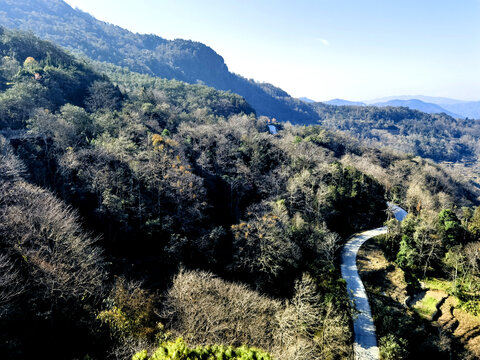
0,180,105,306
163,269,281,351
274,274,351,360
0,136,25,182
163,270,352,360
0,254,25,317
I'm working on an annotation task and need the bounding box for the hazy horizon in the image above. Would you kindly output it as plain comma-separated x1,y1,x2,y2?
65,0,480,102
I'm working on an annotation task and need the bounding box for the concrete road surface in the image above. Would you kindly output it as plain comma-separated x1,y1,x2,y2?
340,204,407,360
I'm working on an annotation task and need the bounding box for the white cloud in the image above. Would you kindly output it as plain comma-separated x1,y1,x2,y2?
318,38,330,46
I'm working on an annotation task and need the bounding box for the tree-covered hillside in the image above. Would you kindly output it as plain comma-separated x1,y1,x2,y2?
1,27,479,360
2,0,480,166
313,103,480,163
0,0,320,124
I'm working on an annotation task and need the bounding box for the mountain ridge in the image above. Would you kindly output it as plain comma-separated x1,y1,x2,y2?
0,0,321,124
364,95,480,119
324,96,480,119
372,99,461,118
363,95,469,105
324,99,365,106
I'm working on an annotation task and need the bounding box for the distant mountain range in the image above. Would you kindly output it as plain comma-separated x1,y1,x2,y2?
371,99,461,118
436,101,480,119
363,95,468,105
324,96,480,119
298,97,316,103
324,99,365,106
366,95,480,119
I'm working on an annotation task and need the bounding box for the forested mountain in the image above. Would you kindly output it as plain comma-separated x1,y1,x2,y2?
2,27,479,359
0,0,320,124
313,102,480,163
2,0,480,166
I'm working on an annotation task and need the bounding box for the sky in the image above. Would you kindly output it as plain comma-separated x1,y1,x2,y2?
64,0,480,102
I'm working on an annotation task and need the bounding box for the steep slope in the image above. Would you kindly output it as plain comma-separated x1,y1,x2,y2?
0,0,319,124
0,27,385,360
0,25,253,131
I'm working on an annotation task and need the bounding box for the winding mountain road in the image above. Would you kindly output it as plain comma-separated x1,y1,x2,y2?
340,204,407,360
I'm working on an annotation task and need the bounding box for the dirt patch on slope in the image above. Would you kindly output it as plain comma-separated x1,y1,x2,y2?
451,306,480,356
358,240,480,359
357,240,407,305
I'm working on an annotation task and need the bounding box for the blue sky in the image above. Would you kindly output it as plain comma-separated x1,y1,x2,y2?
65,0,480,101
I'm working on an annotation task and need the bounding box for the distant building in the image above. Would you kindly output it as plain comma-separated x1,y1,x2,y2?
268,125,277,135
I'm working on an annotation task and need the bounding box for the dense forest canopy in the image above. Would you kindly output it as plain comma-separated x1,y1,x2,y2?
0,18,480,360
313,103,480,163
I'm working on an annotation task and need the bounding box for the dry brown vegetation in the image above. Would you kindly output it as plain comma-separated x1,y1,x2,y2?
163,269,281,351
0,180,105,303
1,137,105,310
163,269,353,360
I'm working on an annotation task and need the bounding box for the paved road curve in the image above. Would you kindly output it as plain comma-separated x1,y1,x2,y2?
340,203,407,360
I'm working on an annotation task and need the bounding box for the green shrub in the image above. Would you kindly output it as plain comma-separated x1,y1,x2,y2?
132,350,148,360
379,334,408,360
133,338,272,360
460,299,480,317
